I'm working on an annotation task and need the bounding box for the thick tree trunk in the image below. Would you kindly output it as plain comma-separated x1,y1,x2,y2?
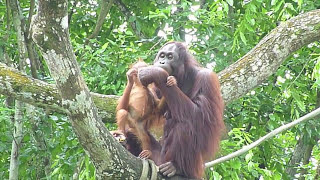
31,0,142,179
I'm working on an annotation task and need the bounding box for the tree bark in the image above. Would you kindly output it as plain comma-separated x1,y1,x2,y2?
26,104,52,178
219,9,320,103
284,134,316,178
2,0,15,108
31,0,142,179
9,101,24,180
0,62,119,123
8,0,27,179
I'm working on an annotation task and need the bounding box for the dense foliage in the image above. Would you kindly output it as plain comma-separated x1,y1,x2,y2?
0,0,319,179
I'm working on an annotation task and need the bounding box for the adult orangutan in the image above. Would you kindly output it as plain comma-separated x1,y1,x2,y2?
116,60,176,161
138,42,225,179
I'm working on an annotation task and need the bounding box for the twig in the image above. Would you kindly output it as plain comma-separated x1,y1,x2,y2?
85,0,114,45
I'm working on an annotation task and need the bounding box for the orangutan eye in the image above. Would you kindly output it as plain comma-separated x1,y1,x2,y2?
167,53,173,59
159,53,165,58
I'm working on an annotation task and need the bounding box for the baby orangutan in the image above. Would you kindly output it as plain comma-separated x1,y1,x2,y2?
116,60,176,161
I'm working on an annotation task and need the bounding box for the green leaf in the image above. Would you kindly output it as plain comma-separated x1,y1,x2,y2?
125,30,134,36
221,1,229,12
128,16,136,22
106,39,117,46
273,172,282,180
239,31,247,45
211,171,222,180
245,151,253,162
231,171,240,180
101,42,109,50
298,0,303,8
249,4,257,13
286,3,297,15
51,167,61,176
295,109,300,118
249,18,255,26
230,159,241,169
148,10,168,19
136,21,142,33
248,161,255,171
262,169,272,177
274,1,284,12
291,91,306,112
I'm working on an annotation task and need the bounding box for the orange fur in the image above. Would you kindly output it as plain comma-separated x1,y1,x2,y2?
116,60,166,159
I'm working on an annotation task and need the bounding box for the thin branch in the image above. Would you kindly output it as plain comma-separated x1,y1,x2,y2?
25,0,39,79
205,107,320,168
85,0,114,45
5,0,11,40
26,0,35,37
68,0,76,25
146,36,164,56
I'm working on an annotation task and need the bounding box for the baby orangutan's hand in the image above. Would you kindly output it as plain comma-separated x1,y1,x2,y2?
166,76,177,87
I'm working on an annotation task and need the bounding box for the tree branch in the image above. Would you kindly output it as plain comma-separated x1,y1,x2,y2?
0,62,118,123
85,0,114,45
219,9,320,103
68,0,76,25
205,107,320,168
26,0,35,37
